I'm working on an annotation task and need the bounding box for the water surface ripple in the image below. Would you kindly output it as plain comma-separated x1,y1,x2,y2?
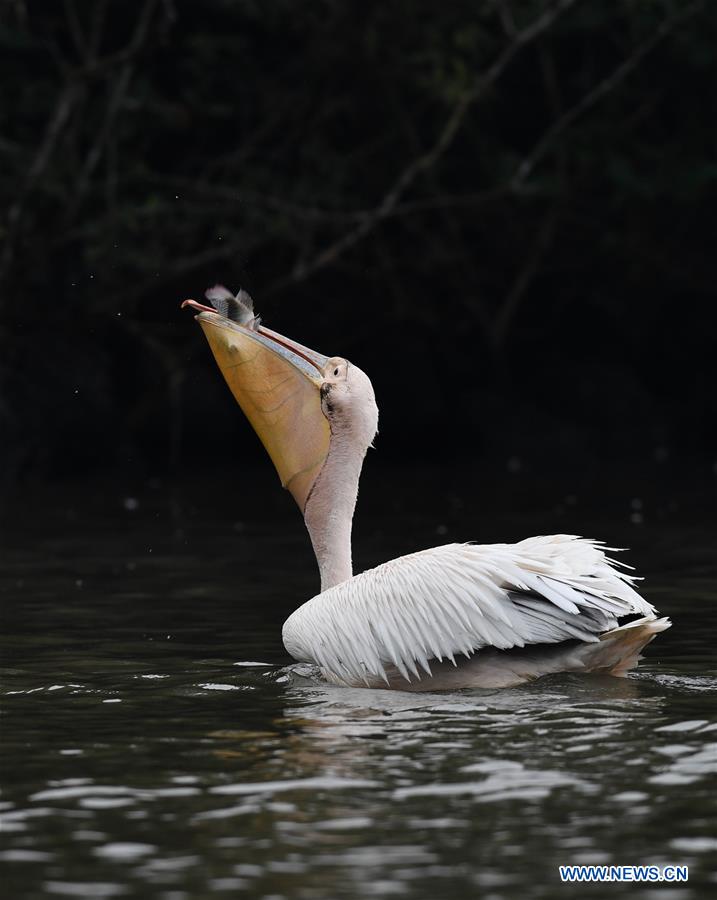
1,492,716,899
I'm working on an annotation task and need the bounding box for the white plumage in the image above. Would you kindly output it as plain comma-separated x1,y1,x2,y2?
283,535,656,686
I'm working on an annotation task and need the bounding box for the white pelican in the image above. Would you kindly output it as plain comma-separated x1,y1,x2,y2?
183,288,670,691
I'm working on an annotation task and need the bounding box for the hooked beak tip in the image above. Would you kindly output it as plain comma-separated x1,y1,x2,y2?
181,298,215,313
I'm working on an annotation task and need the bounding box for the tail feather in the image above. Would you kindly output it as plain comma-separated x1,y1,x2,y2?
583,615,671,676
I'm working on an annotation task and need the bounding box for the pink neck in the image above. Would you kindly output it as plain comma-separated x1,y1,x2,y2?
302,438,364,592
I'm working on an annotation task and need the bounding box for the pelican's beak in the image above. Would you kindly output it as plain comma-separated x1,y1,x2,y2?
182,300,330,512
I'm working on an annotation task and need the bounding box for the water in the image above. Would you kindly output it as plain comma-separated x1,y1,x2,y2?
2,471,716,899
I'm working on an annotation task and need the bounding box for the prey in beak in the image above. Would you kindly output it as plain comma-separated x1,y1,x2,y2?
182,284,262,329
182,286,331,512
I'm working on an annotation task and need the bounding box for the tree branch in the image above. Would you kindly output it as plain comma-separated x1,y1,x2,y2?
0,81,80,277
63,0,87,57
512,0,705,186
492,205,558,347
66,0,159,222
272,0,578,291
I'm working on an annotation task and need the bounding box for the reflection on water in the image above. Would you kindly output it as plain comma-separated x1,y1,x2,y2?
1,477,716,899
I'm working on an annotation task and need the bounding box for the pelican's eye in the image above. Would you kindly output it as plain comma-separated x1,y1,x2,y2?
324,357,349,381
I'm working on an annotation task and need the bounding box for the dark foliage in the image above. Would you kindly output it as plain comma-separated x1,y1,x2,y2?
1,0,715,485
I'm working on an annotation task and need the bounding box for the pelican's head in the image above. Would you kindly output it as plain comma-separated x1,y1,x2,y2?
319,356,378,454
182,290,378,513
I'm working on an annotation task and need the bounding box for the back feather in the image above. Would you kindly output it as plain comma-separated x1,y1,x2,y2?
282,535,656,685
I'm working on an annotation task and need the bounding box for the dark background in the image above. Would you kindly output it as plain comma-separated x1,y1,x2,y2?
1,0,716,499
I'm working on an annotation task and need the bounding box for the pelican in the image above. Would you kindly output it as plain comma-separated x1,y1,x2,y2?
182,288,670,691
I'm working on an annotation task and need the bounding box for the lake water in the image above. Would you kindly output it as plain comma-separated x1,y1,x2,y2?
2,468,716,898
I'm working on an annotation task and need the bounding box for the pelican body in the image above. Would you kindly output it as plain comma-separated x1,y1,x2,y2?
183,289,670,691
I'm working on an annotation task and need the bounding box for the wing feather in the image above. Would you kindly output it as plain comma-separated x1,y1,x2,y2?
282,535,656,684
